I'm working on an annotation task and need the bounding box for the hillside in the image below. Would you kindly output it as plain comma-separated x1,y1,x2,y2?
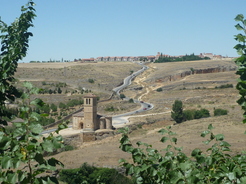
16,59,246,170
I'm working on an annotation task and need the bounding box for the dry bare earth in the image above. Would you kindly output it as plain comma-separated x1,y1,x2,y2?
15,62,142,108
16,60,246,170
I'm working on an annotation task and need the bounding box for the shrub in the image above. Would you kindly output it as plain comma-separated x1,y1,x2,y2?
156,87,163,92
59,102,67,109
183,109,195,120
59,163,133,184
194,110,203,119
120,93,126,100
215,84,233,89
105,106,116,112
200,108,210,118
50,103,57,112
128,98,134,103
194,109,210,119
88,78,95,83
214,108,228,116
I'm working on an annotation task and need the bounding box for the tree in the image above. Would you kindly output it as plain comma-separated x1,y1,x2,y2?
128,98,134,103
171,100,183,123
118,14,246,184
234,14,246,123
50,103,57,112
59,102,67,109
57,87,62,94
120,93,126,100
0,2,67,183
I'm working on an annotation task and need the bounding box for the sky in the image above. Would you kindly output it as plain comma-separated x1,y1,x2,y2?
1,0,246,62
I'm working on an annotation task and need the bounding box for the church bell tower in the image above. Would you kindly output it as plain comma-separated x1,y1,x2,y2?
83,94,98,131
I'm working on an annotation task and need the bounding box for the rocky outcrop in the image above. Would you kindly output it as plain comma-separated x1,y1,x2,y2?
156,66,237,83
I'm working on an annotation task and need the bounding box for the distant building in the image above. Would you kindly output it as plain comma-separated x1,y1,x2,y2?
80,52,226,63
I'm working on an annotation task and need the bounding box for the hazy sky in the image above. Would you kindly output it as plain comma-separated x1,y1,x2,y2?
1,0,246,62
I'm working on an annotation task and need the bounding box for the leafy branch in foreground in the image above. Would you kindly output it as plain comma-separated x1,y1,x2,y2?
119,125,246,184
0,82,67,184
0,1,67,183
234,14,246,123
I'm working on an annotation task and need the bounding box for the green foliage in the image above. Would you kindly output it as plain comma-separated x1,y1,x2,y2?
215,84,233,89
183,109,195,120
59,163,133,184
88,78,95,83
120,93,126,100
156,87,163,92
105,106,117,112
67,98,83,107
214,108,228,116
57,87,62,94
59,102,67,110
0,2,67,183
234,14,246,123
155,53,210,63
119,125,246,183
171,100,183,123
128,98,134,103
0,82,67,183
194,108,210,119
55,82,67,87
50,103,57,112
183,108,210,121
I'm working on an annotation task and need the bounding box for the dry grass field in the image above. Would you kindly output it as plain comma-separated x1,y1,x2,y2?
15,59,246,170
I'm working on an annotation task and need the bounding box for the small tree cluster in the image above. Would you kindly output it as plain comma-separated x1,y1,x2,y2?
59,163,133,184
171,100,211,123
214,108,228,116
215,84,233,89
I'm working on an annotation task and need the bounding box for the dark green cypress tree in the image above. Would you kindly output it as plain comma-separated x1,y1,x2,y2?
171,100,183,123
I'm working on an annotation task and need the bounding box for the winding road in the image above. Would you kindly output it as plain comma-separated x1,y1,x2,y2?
112,62,154,127
43,62,153,134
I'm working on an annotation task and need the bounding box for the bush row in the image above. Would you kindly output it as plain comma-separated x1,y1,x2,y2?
59,163,134,184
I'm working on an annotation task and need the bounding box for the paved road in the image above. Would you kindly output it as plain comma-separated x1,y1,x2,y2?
112,62,154,126
43,62,153,133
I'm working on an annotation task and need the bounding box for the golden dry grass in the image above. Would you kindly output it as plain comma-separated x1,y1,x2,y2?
16,59,246,169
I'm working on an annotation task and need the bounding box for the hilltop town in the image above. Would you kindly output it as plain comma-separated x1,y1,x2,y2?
76,52,231,62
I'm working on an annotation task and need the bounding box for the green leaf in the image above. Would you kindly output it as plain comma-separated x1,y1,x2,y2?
30,98,44,107
1,156,12,169
30,123,43,134
160,136,169,143
119,158,126,163
23,81,33,89
215,134,224,141
171,137,177,144
208,124,214,130
235,23,244,31
7,173,17,184
42,140,54,152
201,130,210,137
158,128,168,135
191,148,202,156
235,14,244,22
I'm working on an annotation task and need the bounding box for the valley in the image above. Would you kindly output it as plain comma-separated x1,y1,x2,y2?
15,59,246,170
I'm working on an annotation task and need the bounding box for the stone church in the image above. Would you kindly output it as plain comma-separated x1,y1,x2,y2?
72,94,112,132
